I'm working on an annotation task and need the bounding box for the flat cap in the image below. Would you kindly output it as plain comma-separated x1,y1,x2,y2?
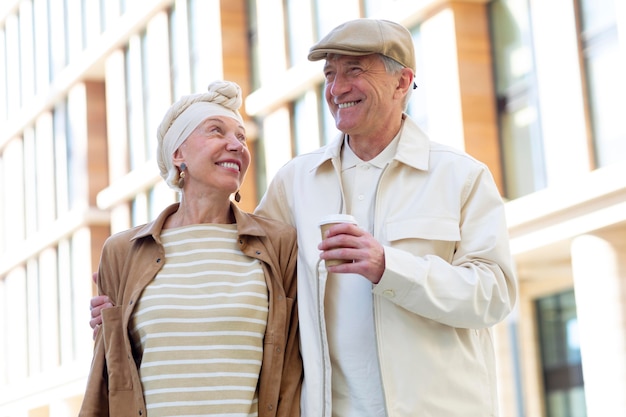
308,19,416,72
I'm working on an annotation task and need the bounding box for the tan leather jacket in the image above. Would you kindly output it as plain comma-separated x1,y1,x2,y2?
79,203,302,417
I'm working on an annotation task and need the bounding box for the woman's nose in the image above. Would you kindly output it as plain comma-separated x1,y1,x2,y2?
227,135,244,152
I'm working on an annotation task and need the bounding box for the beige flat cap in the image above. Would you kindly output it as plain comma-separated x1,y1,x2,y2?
308,18,416,72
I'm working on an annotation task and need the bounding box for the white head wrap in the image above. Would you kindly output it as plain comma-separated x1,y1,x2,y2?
157,80,244,191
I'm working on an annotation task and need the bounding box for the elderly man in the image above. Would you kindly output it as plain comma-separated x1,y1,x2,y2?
255,18,517,417
91,18,517,417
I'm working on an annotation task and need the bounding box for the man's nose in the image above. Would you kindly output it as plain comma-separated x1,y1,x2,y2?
329,73,350,96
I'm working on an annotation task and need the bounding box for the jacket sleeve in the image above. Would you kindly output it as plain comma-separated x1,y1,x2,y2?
373,165,517,329
78,316,109,416
277,233,303,417
79,238,123,416
255,169,296,228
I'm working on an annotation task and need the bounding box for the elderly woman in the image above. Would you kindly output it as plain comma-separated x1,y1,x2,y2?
79,81,302,417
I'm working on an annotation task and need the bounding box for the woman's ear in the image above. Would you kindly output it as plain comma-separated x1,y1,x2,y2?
172,147,184,167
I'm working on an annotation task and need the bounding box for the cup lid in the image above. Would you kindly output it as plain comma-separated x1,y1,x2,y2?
318,214,358,226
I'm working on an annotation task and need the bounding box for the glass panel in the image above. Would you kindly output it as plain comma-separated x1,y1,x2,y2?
578,0,625,168
579,0,615,32
131,191,149,227
406,27,429,131
188,0,222,92
489,0,545,199
53,101,70,214
23,128,39,235
48,0,68,78
125,37,147,170
141,32,153,162
57,239,75,363
246,0,261,90
34,0,51,92
314,0,359,41
19,0,35,100
490,0,534,91
4,15,22,111
293,90,322,155
286,0,315,67
536,290,587,417
0,27,7,121
169,2,189,100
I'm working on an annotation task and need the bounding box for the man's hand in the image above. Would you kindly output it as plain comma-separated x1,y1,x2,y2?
318,223,385,284
90,272,112,340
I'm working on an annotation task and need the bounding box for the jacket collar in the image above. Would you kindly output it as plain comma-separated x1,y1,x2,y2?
313,113,430,171
130,201,267,243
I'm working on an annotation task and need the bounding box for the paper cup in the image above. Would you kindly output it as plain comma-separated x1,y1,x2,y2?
318,214,358,266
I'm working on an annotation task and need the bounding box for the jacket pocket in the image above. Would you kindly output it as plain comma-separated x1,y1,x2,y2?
102,306,133,391
385,216,459,260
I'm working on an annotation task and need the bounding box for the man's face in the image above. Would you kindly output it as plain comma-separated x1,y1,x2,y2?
323,54,403,139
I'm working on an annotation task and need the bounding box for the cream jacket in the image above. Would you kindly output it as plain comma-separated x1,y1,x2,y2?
79,203,302,417
255,115,517,417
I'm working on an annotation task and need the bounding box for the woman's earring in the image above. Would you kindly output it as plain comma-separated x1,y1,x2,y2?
234,191,241,202
178,163,187,188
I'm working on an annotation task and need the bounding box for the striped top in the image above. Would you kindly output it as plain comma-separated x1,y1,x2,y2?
130,223,268,417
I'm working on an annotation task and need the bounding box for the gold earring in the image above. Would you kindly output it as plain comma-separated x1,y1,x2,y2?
178,163,187,188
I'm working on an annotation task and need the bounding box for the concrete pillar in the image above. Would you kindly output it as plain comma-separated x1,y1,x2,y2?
571,234,626,416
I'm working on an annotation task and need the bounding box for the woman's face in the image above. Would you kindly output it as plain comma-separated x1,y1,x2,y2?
174,115,250,196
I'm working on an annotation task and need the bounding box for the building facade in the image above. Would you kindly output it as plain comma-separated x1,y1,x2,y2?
0,0,624,416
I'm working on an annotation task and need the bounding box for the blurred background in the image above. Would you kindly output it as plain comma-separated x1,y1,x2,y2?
0,0,625,416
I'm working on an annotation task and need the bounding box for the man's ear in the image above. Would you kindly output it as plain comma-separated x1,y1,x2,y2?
397,67,414,94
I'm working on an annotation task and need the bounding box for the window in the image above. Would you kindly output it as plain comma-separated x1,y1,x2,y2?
125,35,147,171
489,0,546,199
285,0,315,68
293,91,323,154
405,26,428,132
577,0,626,168
536,290,586,417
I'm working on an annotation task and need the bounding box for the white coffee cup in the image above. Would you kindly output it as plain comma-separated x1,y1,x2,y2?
318,214,358,266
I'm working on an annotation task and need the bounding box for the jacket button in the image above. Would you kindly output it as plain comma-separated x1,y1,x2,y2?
156,258,161,263
382,289,395,298
256,250,261,255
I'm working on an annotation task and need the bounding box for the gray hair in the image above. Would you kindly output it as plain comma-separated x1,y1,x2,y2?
379,54,414,110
